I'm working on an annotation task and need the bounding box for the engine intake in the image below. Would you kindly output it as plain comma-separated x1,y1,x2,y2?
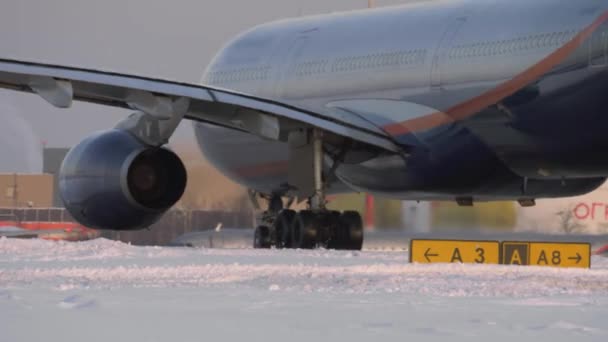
59,129,187,230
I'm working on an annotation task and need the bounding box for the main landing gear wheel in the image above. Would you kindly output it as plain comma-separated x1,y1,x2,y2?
275,209,296,248
254,207,364,250
292,210,319,249
337,211,363,250
254,225,271,249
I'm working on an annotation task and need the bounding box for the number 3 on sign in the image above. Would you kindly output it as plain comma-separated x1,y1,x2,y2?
475,248,485,263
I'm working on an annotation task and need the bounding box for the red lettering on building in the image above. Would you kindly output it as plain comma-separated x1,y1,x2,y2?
574,203,590,220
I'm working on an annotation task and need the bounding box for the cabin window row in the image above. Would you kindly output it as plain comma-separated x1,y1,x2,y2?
207,66,272,84
292,49,427,77
448,30,578,60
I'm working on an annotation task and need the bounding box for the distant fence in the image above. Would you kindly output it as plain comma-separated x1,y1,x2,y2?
0,207,253,246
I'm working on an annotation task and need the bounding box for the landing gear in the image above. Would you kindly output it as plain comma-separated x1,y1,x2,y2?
252,128,364,250
255,206,363,250
253,225,271,249
275,209,296,248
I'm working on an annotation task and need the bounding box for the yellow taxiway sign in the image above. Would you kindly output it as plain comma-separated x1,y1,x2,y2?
501,242,591,268
410,239,500,264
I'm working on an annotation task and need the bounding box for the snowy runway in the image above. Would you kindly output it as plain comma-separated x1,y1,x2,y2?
1,238,608,341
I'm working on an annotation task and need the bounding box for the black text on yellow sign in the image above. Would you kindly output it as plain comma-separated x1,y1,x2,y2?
501,242,591,268
410,239,500,264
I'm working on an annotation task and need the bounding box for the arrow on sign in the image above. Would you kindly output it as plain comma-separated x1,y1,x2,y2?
424,248,439,262
568,253,582,264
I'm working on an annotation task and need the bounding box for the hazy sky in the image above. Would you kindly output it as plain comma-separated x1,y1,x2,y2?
0,0,412,149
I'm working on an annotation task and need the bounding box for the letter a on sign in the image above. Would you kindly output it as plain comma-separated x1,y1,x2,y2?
451,248,463,263
510,250,523,265
537,250,548,265
501,242,530,265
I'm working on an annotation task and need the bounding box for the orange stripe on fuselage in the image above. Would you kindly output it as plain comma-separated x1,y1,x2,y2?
384,11,608,136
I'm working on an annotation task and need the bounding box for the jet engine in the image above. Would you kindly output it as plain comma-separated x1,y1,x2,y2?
59,129,187,230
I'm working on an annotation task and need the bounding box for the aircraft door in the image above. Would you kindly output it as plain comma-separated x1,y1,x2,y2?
273,35,312,99
589,26,608,67
430,16,468,89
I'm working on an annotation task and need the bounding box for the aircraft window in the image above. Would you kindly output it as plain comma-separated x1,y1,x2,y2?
359,56,367,69
556,32,564,45
341,58,349,71
549,33,557,46
535,35,543,49
389,52,397,65
456,47,463,59
522,37,529,50
460,46,468,58
503,40,512,54
513,38,520,52
538,34,547,48
387,53,394,65
373,54,381,67
335,59,343,72
506,40,514,53
533,35,540,49
542,34,550,47
513,38,521,51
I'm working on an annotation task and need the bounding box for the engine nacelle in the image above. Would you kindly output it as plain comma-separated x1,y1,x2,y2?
59,129,187,230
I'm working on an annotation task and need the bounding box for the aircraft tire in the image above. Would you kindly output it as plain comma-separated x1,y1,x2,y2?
254,225,271,249
292,210,317,249
276,209,296,248
340,211,364,251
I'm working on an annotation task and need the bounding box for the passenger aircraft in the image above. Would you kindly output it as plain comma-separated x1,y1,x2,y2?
1,0,608,250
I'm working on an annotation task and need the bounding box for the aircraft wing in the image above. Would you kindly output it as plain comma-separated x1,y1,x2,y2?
0,58,399,152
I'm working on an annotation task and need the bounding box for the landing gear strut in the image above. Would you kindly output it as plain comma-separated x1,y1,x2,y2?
253,128,364,250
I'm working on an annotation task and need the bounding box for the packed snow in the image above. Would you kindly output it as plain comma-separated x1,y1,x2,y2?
1,237,608,341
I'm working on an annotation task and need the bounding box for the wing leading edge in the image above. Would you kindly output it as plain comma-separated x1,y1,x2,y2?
0,58,399,152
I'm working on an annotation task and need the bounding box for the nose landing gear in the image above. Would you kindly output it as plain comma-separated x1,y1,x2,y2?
253,128,364,250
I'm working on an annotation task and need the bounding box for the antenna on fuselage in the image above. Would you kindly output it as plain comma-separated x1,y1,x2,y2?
368,0,375,8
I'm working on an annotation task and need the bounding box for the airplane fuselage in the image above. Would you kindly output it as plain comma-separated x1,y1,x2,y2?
195,0,608,202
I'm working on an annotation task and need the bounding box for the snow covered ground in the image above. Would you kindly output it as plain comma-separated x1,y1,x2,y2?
1,237,608,341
